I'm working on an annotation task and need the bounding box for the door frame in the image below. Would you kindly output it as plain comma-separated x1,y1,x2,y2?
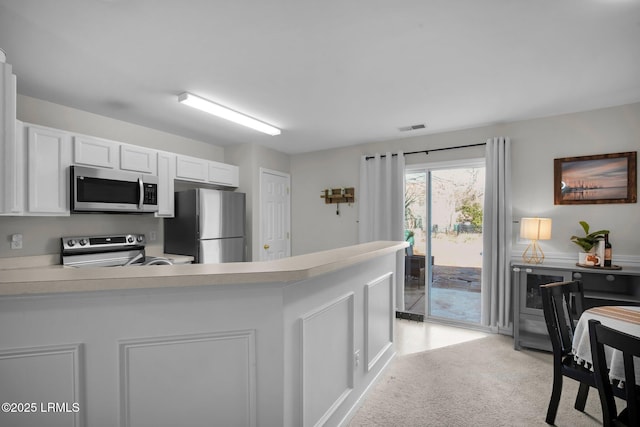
258,168,291,261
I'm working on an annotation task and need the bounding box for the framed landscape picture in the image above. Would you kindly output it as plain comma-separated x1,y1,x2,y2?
554,151,637,205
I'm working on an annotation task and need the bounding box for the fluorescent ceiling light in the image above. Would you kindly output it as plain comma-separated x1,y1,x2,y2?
178,92,281,136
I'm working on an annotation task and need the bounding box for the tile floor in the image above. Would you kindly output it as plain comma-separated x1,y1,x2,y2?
394,318,489,356
404,265,482,323
404,287,482,323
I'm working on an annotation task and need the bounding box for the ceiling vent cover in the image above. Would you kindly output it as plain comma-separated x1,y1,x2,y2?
399,123,426,132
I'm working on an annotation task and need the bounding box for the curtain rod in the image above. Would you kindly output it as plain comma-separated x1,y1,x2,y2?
364,142,486,160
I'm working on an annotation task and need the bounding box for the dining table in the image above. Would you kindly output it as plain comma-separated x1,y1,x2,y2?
572,305,640,385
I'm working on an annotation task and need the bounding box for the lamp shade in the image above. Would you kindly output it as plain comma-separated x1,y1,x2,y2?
520,218,552,240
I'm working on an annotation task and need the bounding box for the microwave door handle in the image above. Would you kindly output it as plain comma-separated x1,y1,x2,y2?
138,178,143,210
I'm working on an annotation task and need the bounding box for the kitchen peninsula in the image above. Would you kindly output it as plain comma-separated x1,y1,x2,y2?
0,241,406,427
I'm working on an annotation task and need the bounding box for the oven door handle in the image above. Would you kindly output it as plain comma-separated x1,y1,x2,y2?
124,252,144,266
138,178,144,210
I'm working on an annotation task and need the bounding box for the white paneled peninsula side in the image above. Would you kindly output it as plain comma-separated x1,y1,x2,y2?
0,241,406,427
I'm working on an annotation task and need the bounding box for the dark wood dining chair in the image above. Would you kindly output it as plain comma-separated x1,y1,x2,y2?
540,280,595,424
588,319,640,427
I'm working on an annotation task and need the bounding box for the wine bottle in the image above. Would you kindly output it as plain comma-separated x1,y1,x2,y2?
604,233,612,267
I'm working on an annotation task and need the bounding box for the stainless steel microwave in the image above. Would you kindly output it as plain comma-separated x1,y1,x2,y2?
70,165,158,213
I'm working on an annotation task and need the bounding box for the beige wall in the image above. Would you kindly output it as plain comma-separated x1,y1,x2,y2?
225,143,290,261
17,95,225,160
0,214,162,257
508,102,639,260
290,102,640,262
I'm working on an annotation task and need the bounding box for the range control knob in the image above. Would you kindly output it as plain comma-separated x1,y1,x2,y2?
127,235,135,244
67,239,77,247
137,235,144,243
79,239,88,246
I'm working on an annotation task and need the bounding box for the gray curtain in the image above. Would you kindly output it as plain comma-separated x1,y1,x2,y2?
359,152,406,310
358,152,405,243
481,137,512,332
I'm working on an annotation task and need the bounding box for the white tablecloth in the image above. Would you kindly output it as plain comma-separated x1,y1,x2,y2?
572,306,640,385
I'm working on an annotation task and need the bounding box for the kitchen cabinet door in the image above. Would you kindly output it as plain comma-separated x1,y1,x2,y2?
0,61,19,214
0,120,23,215
26,124,72,215
176,155,208,182
512,264,572,352
208,160,239,187
120,144,157,175
155,151,175,217
0,58,16,150
73,135,118,169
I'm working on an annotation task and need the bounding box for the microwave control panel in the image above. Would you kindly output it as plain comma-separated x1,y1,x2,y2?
144,183,158,204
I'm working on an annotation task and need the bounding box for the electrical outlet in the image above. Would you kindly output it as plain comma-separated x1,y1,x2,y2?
149,231,157,242
10,234,23,250
354,350,360,367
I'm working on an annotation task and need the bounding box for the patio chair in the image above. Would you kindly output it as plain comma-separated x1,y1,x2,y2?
540,280,594,424
588,319,640,427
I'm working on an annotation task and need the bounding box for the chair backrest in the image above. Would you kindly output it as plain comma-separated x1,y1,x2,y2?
588,319,640,427
540,281,585,358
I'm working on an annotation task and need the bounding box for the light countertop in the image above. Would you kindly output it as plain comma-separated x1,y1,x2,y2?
0,241,407,296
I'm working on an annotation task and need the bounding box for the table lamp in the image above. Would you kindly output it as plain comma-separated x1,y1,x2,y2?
520,217,552,264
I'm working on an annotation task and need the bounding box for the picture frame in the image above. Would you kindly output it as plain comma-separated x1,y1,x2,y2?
554,151,637,205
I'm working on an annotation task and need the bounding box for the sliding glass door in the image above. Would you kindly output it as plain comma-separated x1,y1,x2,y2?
404,171,427,315
404,160,485,325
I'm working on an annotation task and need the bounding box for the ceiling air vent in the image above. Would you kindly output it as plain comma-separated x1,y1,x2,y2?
398,123,426,132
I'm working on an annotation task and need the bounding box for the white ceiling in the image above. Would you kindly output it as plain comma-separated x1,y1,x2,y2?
1,0,639,154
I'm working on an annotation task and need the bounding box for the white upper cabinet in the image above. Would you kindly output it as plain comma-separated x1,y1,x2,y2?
156,151,176,217
73,135,118,169
0,121,22,215
74,135,157,175
3,117,238,216
0,57,19,214
176,155,239,188
175,155,208,182
208,160,239,187
26,124,71,215
120,144,157,175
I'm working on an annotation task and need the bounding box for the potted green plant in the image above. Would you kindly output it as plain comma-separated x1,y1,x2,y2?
571,221,609,266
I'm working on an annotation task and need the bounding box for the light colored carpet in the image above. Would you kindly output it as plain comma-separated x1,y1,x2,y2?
348,334,605,427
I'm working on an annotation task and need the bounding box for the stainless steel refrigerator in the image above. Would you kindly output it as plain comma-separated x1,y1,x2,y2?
164,189,246,263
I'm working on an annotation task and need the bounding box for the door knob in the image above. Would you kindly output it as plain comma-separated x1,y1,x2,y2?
264,244,270,250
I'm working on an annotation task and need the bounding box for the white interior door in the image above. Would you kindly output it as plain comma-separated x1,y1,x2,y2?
260,168,290,261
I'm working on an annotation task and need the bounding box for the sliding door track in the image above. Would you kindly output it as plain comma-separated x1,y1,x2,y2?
396,311,424,322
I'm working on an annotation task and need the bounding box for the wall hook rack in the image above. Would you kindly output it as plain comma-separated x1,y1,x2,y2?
320,187,355,205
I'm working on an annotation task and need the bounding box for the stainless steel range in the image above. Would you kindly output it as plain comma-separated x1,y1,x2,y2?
61,234,172,268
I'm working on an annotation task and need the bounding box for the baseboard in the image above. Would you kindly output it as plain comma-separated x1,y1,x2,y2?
336,350,397,427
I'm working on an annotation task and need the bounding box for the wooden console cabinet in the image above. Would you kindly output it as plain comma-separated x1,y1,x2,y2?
512,262,640,351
